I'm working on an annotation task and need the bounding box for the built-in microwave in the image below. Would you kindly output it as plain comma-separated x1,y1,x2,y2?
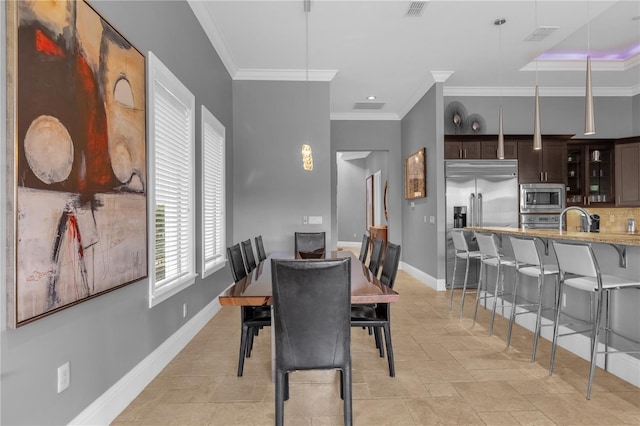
519,183,566,213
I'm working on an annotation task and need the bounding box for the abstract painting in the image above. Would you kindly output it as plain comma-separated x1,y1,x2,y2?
6,0,147,327
405,148,426,199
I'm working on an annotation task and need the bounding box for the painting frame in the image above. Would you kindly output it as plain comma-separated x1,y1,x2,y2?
365,174,374,230
6,0,148,327
405,148,426,200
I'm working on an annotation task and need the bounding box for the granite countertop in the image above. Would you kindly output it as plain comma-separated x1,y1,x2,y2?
464,226,640,247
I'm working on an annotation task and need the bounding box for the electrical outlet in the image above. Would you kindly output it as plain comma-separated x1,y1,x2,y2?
182,303,187,318
562,292,567,308
57,362,70,393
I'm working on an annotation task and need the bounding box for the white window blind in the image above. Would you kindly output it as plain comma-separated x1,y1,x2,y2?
148,52,196,307
201,106,226,278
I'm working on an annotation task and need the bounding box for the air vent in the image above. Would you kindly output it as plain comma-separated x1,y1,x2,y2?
354,102,385,110
524,26,559,42
406,1,427,17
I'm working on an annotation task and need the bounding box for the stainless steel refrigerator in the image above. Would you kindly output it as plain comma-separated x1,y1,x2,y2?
445,160,519,288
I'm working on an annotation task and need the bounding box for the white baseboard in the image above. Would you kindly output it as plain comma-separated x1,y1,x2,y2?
495,298,640,388
400,261,446,291
69,298,223,425
338,241,361,248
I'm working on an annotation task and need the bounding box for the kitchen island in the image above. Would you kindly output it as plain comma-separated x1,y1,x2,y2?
461,226,640,389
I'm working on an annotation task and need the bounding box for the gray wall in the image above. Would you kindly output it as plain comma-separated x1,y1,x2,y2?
337,157,366,243
401,84,446,280
1,2,234,424
446,95,635,138
634,94,640,136
233,80,331,252
331,121,402,251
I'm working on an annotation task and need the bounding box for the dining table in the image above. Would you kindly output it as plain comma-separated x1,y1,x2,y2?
219,249,400,307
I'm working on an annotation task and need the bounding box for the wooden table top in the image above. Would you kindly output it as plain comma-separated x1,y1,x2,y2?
219,250,399,306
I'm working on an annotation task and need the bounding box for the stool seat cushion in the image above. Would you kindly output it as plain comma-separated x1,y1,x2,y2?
456,251,481,260
564,274,640,292
481,256,515,267
518,264,559,278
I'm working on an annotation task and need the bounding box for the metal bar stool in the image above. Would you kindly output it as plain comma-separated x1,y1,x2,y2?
449,229,481,318
508,236,559,362
473,232,516,335
551,240,640,399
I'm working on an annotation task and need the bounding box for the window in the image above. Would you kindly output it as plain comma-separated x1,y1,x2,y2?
147,52,196,307
201,106,226,277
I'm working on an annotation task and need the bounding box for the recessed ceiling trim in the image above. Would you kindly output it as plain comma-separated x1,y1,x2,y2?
234,69,338,81
520,58,633,73
444,86,635,97
331,112,401,121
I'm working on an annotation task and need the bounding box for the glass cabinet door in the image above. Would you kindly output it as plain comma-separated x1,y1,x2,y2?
587,147,613,205
566,148,583,204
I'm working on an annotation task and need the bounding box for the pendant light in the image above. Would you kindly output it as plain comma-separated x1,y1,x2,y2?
533,0,542,150
495,18,506,160
301,0,313,170
584,0,596,135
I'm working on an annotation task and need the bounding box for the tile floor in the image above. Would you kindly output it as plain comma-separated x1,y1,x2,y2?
113,256,640,425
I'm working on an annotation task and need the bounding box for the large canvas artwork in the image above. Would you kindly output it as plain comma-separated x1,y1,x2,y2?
6,0,147,327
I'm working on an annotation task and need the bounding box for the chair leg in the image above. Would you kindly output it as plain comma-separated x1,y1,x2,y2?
246,326,255,358
374,328,384,357
237,324,249,377
549,281,564,375
489,264,501,336
460,256,471,319
342,366,353,426
450,255,459,311
531,274,545,362
383,323,395,377
507,270,520,346
473,260,485,326
587,290,604,400
275,371,286,426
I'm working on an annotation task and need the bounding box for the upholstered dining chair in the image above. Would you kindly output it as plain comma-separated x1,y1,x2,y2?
227,243,270,377
358,234,370,263
294,232,326,259
241,239,257,272
271,258,352,426
255,235,267,262
367,238,384,277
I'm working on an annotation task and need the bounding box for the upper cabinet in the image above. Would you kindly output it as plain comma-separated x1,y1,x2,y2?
517,139,566,183
444,136,517,160
567,142,615,207
615,140,640,206
444,140,481,159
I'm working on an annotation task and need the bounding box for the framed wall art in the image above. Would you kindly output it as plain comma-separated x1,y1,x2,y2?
405,148,426,200
365,174,374,230
6,0,147,327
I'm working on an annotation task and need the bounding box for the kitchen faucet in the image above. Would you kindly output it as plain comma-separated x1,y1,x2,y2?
559,206,592,232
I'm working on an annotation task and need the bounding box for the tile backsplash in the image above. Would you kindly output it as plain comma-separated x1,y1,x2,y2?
565,207,640,233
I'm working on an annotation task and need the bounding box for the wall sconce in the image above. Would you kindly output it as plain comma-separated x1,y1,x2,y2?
302,144,313,171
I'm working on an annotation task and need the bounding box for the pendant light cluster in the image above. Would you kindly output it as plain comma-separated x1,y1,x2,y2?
301,0,313,171
495,18,506,160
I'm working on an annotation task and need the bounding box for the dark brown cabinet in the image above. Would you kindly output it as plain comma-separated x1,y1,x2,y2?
615,141,640,206
517,139,566,183
566,142,614,207
481,140,518,159
444,140,481,159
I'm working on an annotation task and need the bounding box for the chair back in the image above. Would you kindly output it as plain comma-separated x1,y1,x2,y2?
552,241,599,278
451,230,469,252
255,235,267,262
358,234,370,263
379,242,401,289
271,258,351,371
294,232,326,259
475,233,500,258
241,239,257,272
368,238,384,276
227,244,247,282
510,236,541,267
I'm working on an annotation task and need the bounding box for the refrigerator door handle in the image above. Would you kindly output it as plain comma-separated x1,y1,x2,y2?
478,193,483,226
469,193,476,226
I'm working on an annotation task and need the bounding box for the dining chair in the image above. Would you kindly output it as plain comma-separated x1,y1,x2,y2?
241,239,257,272
255,235,267,262
358,234,370,263
228,243,270,377
550,240,640,399
351,242,400,375
294,231,326,259
368,238,384,277
271,258,352,426
508,236,559,362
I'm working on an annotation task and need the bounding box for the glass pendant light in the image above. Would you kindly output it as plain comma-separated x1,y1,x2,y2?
495,18,506,160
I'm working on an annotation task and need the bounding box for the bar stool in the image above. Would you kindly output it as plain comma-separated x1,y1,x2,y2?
550,240,640,399
508,236,559,362
473,232,516,335
449,229,481,318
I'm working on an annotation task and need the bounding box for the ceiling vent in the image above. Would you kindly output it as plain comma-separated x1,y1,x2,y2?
406,1,427,17
354,102,385,110
524,26,559,42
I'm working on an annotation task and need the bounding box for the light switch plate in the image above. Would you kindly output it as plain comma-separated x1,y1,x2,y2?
308,216,322,225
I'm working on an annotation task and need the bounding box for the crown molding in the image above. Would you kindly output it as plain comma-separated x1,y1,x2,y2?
431,71,455,83
331,112,401,121
521,52,640,72
444,86,636,97
234,69,338,82
187,0,237,77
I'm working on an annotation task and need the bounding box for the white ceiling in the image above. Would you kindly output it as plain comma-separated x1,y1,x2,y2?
188,0,640,120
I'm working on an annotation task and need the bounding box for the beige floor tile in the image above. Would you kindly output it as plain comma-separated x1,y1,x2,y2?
404,397,484,425
507,410,556,426
453,381,536,412
352,398,416,425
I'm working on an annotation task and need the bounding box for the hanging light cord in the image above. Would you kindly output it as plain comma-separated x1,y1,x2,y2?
305,0,310,145
535,0,539,86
